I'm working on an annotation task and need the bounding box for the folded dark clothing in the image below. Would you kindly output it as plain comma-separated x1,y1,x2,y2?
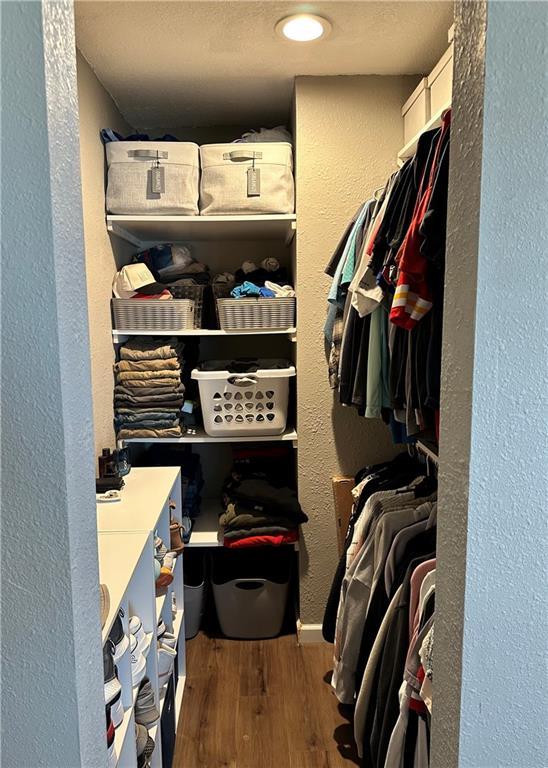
160,270,211,286
114,377,181,389
115,384,184,397
222,477,304,519
114,409,179,419
199,358,291,373
223,525,294,540
114,383,184,395
116,407,180,415
114,397,184,408
219,502,307,530
117,426,182,439
234,266,289,286
119,338,184,361
115,419,180,430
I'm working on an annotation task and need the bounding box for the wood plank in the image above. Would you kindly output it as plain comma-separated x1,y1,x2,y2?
235,695,290,768
174,632,359,767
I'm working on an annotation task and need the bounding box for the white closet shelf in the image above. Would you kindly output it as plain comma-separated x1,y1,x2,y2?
155,588,171,622
98,530,150,643
107,213,297,246
120,427,298,446
174,677,187,720
397,102,451,163
112,328,297,342
172,608,185,644
97,466,180,533
114,705,134,757
187,500,223,547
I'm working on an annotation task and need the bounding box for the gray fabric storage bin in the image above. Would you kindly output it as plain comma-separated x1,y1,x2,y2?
211,549,291,639
184,582,205,639
184,550,206,640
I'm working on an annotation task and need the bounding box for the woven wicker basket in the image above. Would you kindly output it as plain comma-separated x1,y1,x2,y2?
112,298,195,332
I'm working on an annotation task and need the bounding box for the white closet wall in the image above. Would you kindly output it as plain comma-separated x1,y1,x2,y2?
77,51,134,456
294,74,418,627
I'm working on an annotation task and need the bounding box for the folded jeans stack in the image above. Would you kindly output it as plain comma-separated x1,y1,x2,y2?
220,470,307,548
114,338,187,439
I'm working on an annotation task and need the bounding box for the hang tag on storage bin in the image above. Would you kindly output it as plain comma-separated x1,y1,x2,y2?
151,165,165,194
247,167,260,197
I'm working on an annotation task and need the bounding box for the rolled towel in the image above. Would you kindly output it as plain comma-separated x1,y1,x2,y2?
241,260,257,274
264,280,296,298
260,257,280,272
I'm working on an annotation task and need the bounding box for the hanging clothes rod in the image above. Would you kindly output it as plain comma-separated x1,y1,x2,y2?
416,440,439,465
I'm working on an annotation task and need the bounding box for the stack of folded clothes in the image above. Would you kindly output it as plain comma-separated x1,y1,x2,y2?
219,447,307,548
114,338,187,439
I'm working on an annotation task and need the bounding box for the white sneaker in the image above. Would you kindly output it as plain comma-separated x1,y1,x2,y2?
158,629,177,649
110,691,124,729
129,615,149,657
130,634,146,688
157,646,175,683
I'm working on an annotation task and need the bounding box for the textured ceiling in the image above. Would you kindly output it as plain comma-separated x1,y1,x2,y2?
75,1,453,129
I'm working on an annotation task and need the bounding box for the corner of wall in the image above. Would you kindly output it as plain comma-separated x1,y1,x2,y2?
76,52,133,459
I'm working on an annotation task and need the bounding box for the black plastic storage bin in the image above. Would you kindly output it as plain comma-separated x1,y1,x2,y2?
211,548,292,639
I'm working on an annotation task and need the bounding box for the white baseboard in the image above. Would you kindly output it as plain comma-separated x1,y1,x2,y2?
296,621,326,643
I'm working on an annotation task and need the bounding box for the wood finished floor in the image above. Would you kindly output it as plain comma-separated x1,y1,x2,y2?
173,632,359,768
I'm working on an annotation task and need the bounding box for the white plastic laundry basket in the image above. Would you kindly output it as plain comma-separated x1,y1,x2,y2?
199,142,294,215
112,299,195,332
106,141,200,215
191,361,295,436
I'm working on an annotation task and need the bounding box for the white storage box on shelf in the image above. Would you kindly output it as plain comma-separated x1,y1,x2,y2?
105,141,200,215
402,78,430,145
192,360,295,437
199,142,294,215
112,298,195,332
427,44,454,117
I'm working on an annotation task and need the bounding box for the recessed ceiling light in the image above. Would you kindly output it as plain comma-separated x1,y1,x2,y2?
275,13,331,42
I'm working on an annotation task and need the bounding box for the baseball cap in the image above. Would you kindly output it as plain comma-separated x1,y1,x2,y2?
112,264,156,299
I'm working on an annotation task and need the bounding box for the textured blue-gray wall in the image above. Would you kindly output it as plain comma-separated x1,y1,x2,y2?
1,2,105,765
433,2,548,766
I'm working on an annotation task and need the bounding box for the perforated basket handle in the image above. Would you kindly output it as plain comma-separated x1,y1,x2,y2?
234,579,266,591
222,150,263,162
227,375,258,387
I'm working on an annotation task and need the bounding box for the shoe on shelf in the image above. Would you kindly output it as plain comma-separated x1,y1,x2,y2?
104,641,122,705
171,592,177,619
157,646,175,684
155,566,173,594
154,534,167,565
109,690,124,729
100,584,110,628
157,618,167,637
129,615,149,657
169,518,185,556
108,609,129,663
106,706,117,768
158,622,177,649
130,634,147,688
136,723,155,766
135,678,160,727
163,552,177,572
